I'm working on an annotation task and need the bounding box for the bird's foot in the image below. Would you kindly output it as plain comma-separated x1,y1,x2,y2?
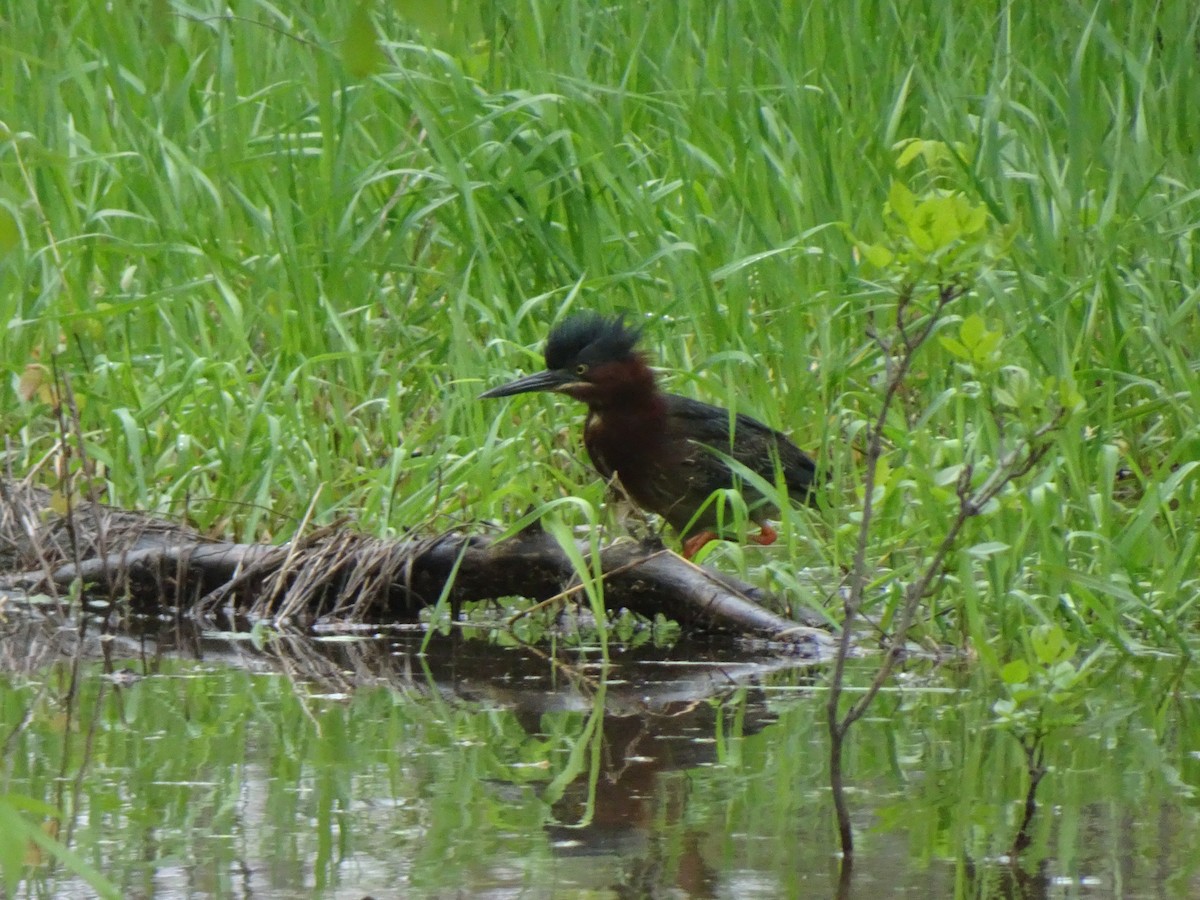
681,530,718,560
749,524,778,546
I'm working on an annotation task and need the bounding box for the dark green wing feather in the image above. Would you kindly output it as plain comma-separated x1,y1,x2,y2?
663,394,818,503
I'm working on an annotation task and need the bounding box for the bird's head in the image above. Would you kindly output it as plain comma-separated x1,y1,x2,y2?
480,312,654,407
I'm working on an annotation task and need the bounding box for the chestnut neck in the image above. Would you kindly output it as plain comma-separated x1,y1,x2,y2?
580,355,665,416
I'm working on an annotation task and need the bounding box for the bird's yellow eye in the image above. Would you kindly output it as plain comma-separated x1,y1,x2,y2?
574,364,588,376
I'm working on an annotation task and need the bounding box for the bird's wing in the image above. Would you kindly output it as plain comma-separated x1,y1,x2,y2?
664,394,818,501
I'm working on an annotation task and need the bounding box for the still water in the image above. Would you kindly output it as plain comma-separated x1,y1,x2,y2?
2,610,1197,898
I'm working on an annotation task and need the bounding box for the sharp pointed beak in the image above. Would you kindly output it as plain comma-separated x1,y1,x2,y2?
478,368,577,399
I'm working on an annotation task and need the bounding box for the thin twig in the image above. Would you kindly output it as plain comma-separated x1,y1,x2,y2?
827,279,1056,863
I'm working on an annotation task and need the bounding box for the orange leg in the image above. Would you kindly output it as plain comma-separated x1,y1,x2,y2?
749,523,778,546
681,530,718,560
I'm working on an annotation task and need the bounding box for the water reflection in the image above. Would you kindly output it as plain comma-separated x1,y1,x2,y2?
2,605,1199,898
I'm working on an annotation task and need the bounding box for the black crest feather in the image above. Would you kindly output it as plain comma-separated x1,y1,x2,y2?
544,312,643,369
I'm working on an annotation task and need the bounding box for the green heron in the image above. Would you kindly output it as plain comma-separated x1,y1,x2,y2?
480,312,819,558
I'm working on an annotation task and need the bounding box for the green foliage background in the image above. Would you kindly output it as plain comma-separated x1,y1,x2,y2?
2,3,1198,646
3,2,1200,894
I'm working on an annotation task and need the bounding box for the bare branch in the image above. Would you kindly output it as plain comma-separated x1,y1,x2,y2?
827,276,1061,864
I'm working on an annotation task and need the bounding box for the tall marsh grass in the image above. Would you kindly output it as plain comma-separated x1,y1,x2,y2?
1,1,1197,656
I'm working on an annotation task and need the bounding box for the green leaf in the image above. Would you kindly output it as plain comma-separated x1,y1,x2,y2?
1031,624,1075,667
962,202,989,234
927,195,963,249
1001,659,1030,685
967,541,1010,559
907,220,934,252
861,243,894,268
939,336,970,359
888,179,917,225
960,313,986,347
1049,660,1080,691
973,329,1002,361
949,314,1003,366
894,138,927,169
1011,685,1040,704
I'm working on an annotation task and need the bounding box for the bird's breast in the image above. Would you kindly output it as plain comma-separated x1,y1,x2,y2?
583,408,699,520
585,409,669,475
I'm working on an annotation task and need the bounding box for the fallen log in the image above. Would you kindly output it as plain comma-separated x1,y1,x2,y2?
0,479,831,651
